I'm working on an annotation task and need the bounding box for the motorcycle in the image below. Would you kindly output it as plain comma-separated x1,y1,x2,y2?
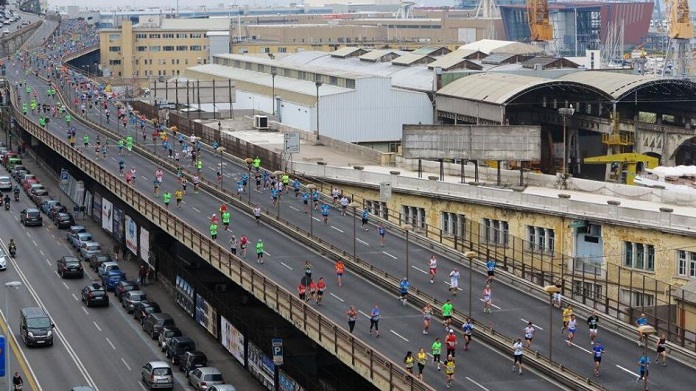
14,192,19,202
4,202,10,211
9,246,16,257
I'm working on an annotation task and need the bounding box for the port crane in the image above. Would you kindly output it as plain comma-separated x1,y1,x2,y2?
662,0,694,77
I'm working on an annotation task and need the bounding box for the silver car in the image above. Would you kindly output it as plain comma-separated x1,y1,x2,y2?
188,367,224,390
208,386,237,391
122,290,147,313
79,241,102,261
141,361,173,390
0,248,7,271
0,175,11,191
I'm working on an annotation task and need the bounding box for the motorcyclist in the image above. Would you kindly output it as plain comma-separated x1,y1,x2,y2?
12,371,23,390
8,238,16,254
3,193,10,208
13,185,20,200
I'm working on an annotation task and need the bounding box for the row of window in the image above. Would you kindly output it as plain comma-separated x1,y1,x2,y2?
570,281,656,308
133,33,205,39
134,58,200,66
135,45,206,52
215,58,357,89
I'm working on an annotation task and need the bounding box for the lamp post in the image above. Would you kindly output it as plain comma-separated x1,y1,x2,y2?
558,106,575,184
273,170,284,218
5,281,22,391
465,251,476,318
306,184,316,236
245,158,253,204
217,147,226,191
271,72,277,115
349,201,361,261
638,325,656,391
403,224,413,280
315,81,323,143
544,285,561,362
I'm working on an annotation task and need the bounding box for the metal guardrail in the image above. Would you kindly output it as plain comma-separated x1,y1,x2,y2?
10,83,433,391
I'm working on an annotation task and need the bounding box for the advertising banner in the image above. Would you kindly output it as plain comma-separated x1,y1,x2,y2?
140,227,150,265
112,206,124,242
279,369,305,391
248,342,274,391
195,294,218,338
101,197,113,232
220,316,245,365
93,192,102,225
175,275,195,317
125,214,138,255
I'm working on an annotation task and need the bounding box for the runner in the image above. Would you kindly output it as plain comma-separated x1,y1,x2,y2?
155,167,163,184
561,304,574,334
444,355,455,388
339,195,349,216
377,223,386,247
316,277,326,305
513,338,524,375
482,284,493,313
360,208,369,230
335,260,345,287
486,258,496,284
331,187,340,204
236,180,244,197
174,188,183,209
293,178,301,198
239,235,248,258
229,235,238,255
303,261,313,280
445,329,457,358
636,313,649,346
255,239,265,264
221,209,231,231
462,318,474,351
442,299,454,328
523,321,535,348
593,339,605,377
416,348,427,380
209,222,218,240
346,305,358,334
369,304,380,337
129,167,137,184
321,203,330,225
253,205,262,226
192,173,200,194
308,278,317,304
153,179,161,197
404,351,415,375
312,189,320,209
162,191,172,209
428,255,437,284
181,177,188,194
449,268,460,296
302,191,310,213
655,334,667,366
587,310,600,345
431,338,442,371
399,277,410,305
637,353,650,383
297,281,307,301
566,314,577,347
422,303,433,335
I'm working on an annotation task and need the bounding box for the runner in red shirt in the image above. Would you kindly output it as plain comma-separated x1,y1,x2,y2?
445,329,457,358
308,280,318,303
316,277,326,305
297,282,306,301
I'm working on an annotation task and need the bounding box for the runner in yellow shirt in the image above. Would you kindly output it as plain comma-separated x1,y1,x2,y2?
561,304,574,334
174,189,184,208
416,348,427,380
444,355,455,388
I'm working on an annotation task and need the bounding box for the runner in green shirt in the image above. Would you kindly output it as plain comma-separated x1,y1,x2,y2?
256,239,265,264
431,338,442,371
126,135,134,151
221,211,231,231
162,191,172,208
210,223,218,240
442,299,454,328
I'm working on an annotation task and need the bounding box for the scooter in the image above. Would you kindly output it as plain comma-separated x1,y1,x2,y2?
4,202,9,211
14,192,19,202
9,246,16,257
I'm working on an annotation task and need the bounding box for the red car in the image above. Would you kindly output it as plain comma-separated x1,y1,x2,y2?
23,178,39,191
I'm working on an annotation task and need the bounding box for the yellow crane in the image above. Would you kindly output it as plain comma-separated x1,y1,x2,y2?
527,0,553,42
663,0,694,76
583,153,659,185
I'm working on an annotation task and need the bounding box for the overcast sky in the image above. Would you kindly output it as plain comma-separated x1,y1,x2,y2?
47,0,458,10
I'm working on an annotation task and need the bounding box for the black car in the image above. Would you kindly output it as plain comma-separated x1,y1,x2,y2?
133,301,161,324
11,166,28,180
81,283,109,307
54,212,75,229
88,254,114,272
179,350,208,375
114,280,139,299
20,208,42,226
165,336,196,365
57,256,84,278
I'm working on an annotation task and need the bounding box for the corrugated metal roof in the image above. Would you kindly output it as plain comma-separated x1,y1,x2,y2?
215,53,371,79
359,49,398,62
481,53,518,65
330,47,367,58
675,279,696,305
412,47,451,56
459,39,543,56
437,72,550,104
557,71,662,99
428,57,482,71
391,53,433,66
160,18,231,31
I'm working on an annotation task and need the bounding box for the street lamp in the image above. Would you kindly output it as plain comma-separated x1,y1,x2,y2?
403,224,413,280
271,72,277,115
217,147,226,191
4,281,22,391
273,170,284,218
638,325,656,391
465,251,476,318
306,184,316,236
543,285,561,362
315,81,323,143
558,106,575,186
349,201,361,261
245,158,253,203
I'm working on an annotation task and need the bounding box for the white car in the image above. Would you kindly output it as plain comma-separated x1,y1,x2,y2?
141,361,173,390
0,248,7,271
208,386,237,391
188,367,224,390
0,175,12,191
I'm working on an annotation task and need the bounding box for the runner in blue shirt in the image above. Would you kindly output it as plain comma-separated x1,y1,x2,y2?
312,189,320,209
592,340,604,377
462,318,474,351
486,259,497,284
399,278,410,305
378,223,386,247
361,209,369,230
271,187,279,206
636,313,649,346
302,192,310,213
321,203,330,225
293,179,301,198
241,173,249,189
236,180,244,197
637,354,650,383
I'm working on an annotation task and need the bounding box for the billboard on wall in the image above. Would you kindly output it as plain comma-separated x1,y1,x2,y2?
220,316,245,365
195,294,218,338
93,193,102,225
175,276,195,317
101,198,113,232
248,342,274,391
140,227,150,265
279,369,305,391
125,215,138,256
112,206,124,243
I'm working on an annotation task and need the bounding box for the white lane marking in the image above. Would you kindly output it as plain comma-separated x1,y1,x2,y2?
264,251,272,257
121,357,132,371
330,293,344,302
443,280,463,291
566,342,592,354
479,298,501,309
140,176,147,181
45,258,51,265
72,293,79,301
356,238,369,245
93,321,102,332
106,338,116,350
32,240,38,246
521,319,544,331
82,307,89,315
280,262,293,270
466,377,490,391
26,232,30,237
312,216,321,222
192,207,201,213
62,282,70,289
358,310,372,319
382,251,397,259
111,157,117,162
331,226,343,233
288,206,299,211
615,364,639,378
411,265,428,275
138,382,147,391
390,329,409,342
39,250,45,256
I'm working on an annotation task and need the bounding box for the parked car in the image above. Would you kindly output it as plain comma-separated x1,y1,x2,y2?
81,283,109,307
179,350,208,375
122,290,147,313
88,253,114,272
114,280,139,299
10,165,28,180
142,312,174,340
56,256,84,278
19,173,38,186
71,232,93,249
19,208,42,226
54,212,75,229
207,386,237,391
0,248,7,271
134,301,161,324
41,199,61,214
101,270,127,291
157,325,181,351
66,226,87,243
32,193,51,207
22,178,39,192
141,361,173,390
48,204,68,220
98,262,121,280
165,336,196,365
79,241,102,261
188,367,224,390
0,175,12,191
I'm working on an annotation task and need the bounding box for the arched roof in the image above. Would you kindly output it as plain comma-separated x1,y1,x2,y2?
558,72,696,101
437,72,612,105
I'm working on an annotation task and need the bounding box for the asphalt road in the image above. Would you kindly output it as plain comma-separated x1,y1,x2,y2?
0,299,36,391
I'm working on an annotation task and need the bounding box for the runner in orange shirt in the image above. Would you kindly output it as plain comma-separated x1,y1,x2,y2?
316,277,326,305
297,282,307,301
308,279,318,304
335,260,345,287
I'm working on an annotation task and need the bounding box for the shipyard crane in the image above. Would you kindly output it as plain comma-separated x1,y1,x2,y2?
662,0,694,77
527,0,553,42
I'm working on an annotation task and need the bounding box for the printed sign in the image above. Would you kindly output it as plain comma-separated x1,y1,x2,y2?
125,214,138,255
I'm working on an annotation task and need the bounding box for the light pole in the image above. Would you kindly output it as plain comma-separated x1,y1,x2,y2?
558,106,575,185
315,81,322,143
4,281,22,391
217,147,226,191
544,285,561,362
349,201,361,261
273,170,284,218
403,224,413,280
271,72,277,115
306,184,316,236
245,157,253,204
639,325,656,391
465,251,476,318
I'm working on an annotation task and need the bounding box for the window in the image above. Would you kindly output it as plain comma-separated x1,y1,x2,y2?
176,33,188,39
149,33,161,39
624,242,655,271
572,281,603,300
621,289,654,307
150,46,161,52
278,47,287,53
108,60,121,65
108,33,120,40
526,226,555,252
677,250,696,277
481,218,508,246
163,46,174,51
365,200,388,220
176,45,187,51
190,33,202,38
136,46,147,52
163,33,174,39
441,212,466,237
108,46,120,52
190,45,202,51
135,33,147,39
401,205,425,228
